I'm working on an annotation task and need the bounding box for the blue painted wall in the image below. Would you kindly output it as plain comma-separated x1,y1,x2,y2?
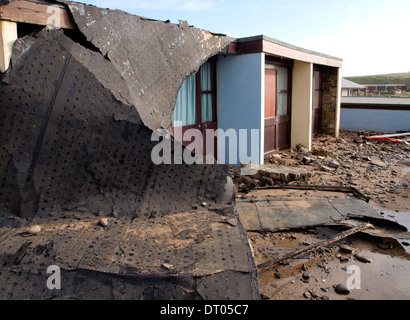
216,52,264,165
340,108,410,133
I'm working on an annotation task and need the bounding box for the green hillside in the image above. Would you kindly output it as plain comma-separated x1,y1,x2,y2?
345,72,410,89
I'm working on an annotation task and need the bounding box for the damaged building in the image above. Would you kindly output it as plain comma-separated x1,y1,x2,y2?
171,38,342,164
0,0,343,300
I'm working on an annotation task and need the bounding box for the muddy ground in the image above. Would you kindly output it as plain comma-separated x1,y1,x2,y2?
235,130,410,300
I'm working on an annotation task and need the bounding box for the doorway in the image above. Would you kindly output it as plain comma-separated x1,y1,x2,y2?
264,59,292,157
312,66,323,136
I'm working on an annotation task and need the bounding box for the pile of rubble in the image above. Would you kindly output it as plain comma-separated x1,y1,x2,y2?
263,131,410,211
235,164,315,191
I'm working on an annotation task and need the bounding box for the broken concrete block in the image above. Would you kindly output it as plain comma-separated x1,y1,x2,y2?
260,176,274,186
319,164,334,172
326,160,340,169
240,176,260,189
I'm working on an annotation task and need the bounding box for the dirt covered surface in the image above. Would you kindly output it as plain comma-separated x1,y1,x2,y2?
236,131,410,300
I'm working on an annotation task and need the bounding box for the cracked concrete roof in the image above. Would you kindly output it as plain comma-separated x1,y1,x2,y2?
0,1,258,300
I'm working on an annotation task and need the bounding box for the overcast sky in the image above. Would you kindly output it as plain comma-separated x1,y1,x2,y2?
80,0,410,77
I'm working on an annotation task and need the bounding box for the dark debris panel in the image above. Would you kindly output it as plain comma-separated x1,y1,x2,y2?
0,1,259,300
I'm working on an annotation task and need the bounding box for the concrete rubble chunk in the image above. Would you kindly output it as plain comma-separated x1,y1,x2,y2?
241,164,315,185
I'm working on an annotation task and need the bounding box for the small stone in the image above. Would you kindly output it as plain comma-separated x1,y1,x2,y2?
311,291,319,298
335,283,350,295
162,263,173,269
354,254,372,263
201,202,208,207
28,225,41,234
327,160,340,169
339,244,354,253
99,218,109,227
302,156,313,165
274,272,281,279
319,164,333,172
378,242,393,249
322,295,330,300
339,256,349,263
302,272,310,280
303,291,311,299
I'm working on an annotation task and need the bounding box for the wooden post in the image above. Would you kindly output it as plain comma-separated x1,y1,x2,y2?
0,0,76,29
0,20,17,72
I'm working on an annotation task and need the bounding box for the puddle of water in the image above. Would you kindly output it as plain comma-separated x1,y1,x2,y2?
374,207,410,231
257,230,410,300
328,241,410,300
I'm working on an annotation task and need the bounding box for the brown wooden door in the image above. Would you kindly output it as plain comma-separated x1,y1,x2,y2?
264,68,277,156
264,64,291,157
172,59,217,158
312,68,323,136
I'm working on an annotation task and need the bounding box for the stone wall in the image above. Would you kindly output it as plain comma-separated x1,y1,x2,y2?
321,66,340,136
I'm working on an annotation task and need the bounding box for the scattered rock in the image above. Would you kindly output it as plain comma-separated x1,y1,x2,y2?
274,272,281,279
201,202,208,207
240,176,260,189
303,291,311,299
162,263,173,270
99,218,109,227
260,176,274,186
322,295,330,300
326,159,340,169
339,244,354,253
28,225,41,234
302,272,310,280
354,254,372,263
319,164,333,172
339,256,349,263
353,137,364,144
311,291,319,298
378,242,393,250
370,156,387,168
302,156,313,165
335,283,350,295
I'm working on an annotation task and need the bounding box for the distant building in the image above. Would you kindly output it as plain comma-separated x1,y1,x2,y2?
364,83,406,94
341,78,366,96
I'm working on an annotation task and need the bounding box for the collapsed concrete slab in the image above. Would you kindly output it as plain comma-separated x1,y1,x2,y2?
59,0,230,131
0,1,259,299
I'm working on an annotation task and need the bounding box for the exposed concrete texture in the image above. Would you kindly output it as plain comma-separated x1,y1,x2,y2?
237,197,383,232
0,1,259,299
